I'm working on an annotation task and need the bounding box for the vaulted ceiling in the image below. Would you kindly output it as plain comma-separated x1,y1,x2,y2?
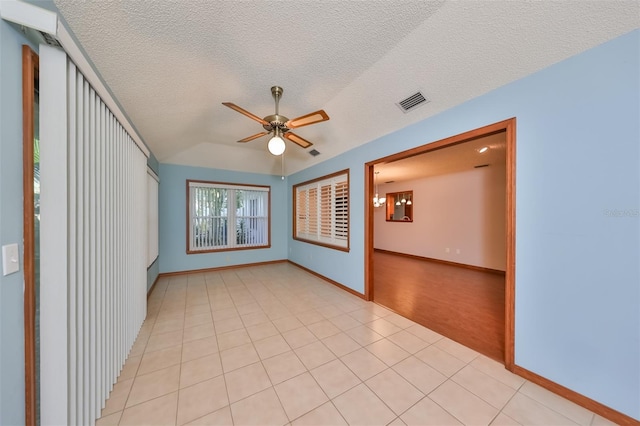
375,132,506,183
52,0,639,176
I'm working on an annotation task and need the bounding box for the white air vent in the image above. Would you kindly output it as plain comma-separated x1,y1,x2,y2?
396,91,429,113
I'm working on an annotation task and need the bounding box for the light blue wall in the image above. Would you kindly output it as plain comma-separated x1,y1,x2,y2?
288,161,366,292
158,163,289,273
288,31,640,419
0,20,37,426
147,257,159,292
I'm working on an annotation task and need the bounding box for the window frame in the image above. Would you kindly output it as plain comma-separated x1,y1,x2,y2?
186,179,271,254
293,169,350,252
147,168,159,266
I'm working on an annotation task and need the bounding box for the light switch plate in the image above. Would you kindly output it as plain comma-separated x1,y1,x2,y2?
2,244,20,276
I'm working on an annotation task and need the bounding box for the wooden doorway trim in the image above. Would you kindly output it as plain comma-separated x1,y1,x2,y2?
364,118,516,369
23,45,39,426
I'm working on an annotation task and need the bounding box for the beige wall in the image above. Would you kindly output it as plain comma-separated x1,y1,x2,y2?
374,163,506,270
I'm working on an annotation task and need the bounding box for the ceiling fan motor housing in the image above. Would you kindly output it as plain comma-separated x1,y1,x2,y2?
262,114,290,132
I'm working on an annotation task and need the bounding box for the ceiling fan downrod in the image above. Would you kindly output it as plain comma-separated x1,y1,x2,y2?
264,86,288,133
272,86,283,115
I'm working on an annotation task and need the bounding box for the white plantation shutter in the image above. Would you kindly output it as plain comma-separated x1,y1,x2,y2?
296,189,309,235
320,184,331,237
309,187,318,236
294,170,349,250
334,181,348,244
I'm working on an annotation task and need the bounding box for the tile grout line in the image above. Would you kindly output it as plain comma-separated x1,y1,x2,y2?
100,264,603,426
173,284,186,426
492,384,524,425
250,279,306,424
410,352,483,426
115,280,175,423
205,274,235,426
511,389,586,426
229,269,346,424
449,363,518,414
363,360,427,418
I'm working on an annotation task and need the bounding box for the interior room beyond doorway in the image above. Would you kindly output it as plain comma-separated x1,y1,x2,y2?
369,128,510,363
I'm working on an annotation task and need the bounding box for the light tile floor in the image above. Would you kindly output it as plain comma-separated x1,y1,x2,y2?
96,263,614,426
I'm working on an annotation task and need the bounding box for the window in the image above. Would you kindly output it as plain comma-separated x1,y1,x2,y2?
294,169,349,251
147,169,159,266
187,180,270,253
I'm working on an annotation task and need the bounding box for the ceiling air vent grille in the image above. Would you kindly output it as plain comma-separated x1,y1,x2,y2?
396,91,429,113
309,149,320,157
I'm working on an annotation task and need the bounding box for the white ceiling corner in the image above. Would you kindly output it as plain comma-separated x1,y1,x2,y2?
52,0,639,176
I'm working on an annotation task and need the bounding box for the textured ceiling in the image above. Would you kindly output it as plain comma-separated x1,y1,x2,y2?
375,132,506,184
52,0,639,176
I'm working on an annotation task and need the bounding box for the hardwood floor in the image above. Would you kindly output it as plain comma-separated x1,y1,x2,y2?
373,250,505,362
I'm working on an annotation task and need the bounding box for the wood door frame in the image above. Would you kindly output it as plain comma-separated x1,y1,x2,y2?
23,45,39,426
364,118,516,369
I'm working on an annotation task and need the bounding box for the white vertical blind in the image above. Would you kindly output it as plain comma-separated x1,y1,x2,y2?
40,44,69,426
40,45,148,426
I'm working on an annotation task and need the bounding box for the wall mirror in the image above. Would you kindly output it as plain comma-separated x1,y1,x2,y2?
386,191,413,222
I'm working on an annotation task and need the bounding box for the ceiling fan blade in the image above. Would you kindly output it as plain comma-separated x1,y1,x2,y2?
284,132,313,149
222,102,269,126
237,132,269,143
285,110,329,129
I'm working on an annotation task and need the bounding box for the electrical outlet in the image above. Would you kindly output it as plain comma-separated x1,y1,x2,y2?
2,244,19,276
445,248,450,253
456,249,461,254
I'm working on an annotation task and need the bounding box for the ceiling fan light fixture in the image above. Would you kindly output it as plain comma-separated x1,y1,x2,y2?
223,86,329,154
268,134,286,156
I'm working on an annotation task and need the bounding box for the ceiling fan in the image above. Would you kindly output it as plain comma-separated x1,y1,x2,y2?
222,86,329,155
